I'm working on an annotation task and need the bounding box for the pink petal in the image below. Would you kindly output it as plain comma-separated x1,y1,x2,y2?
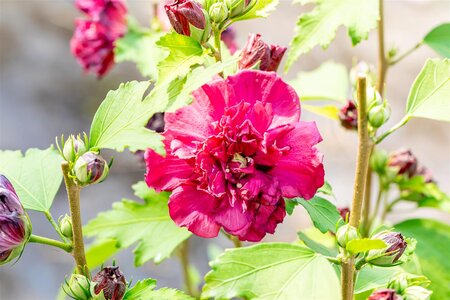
214,198,252,236
169,184,221,238
270,121,324,199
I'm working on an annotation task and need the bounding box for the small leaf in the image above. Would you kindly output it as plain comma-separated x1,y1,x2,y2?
317,181,334,196
298,230,338,257
303,104,340,120
124,279,195,300
294,196,341,233
0,147,62,212
202,243,341,300
233,0,279,21
346,238,386,254
84,182,191,266
423,23,450,58
405,58,450,122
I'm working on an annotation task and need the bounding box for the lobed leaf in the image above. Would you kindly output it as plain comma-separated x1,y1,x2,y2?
124,279,194,300
233,0,280,21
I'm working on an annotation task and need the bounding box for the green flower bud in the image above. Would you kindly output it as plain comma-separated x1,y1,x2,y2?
336,224,359,248
403,286,432,300
59,214,73,239
366,231,407,267
63,134,87,162
209,2,229,23
370,149,389,175
388,273,409,294
64,274,93,300
368,101,391,128
74,152,109,186
226,0,253,18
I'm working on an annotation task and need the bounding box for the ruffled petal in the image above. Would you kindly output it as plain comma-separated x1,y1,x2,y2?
270,121,324,199
168,184,220,238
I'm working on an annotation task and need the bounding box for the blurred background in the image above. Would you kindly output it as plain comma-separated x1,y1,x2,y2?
1,0,449,299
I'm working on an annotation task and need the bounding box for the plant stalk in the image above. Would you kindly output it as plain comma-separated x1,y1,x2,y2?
44,210,68,243
376,0,387,97
179,239,196,296
213,29,222,62
61,162,89,277
29,234,73,252
361,145,374,237
389,42,423,66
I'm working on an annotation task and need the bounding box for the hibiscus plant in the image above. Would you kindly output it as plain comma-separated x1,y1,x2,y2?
1,0,449,299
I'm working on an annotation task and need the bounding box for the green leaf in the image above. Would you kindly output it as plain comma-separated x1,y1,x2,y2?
89,81,164,154
84,182,191,266
202,243,341,300
395,219,450,299
115,19,166,79
346,238,386,254
405,58,450,122
289,61,349,102
233,0,279,21
294,196,341,233
317,181,334,196
303,104,340,120
124,279,194,300
423,23,450,57
0,147,62,212
354,267,400,294
285,0,379,71
298,230,338,257
86,239,121,269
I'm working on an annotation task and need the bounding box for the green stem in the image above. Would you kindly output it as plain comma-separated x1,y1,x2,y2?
361,145,375,237
326,256,341,265
213,28,222,62
376,115,411,144
355,258,367,270
221,230,242,248
367,182,384,234
376,0,387,97
61,162,89,277
389,42,423,66
179,240,196,296
44,210,68,243
29,234,72,252
383,197,402,217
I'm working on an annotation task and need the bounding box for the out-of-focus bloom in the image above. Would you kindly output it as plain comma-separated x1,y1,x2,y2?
338,207,350,221
403,286,432,300
367,231,407,266
157,0,172,31
63,134,87,162
0,175,31,265
221,27,238,54
415,165,434,183
93,266,127,300
71,0,127,77
238,33,287,72
350,61,376,87
164,0,211,44
339,100,358,130
368,289,403,300
145,70,324,242
74,152,109,186
388,149,418,177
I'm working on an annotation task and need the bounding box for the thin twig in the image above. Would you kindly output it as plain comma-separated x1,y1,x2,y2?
376,0,388,97
44,210,69,243
29,234,72,253
179,240,196,296
389,42,423,66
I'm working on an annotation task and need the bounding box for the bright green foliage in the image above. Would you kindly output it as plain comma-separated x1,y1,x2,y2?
89,81,164,154
115,19,166,79
233,0,279,21
84,181,191,266
297,230,337,256
85,239,121,269
395,219,450,299
289,61,349,102
285,0,379,71
303,104,340,120
354,267,400,295
202,243,341,300
292,196,341,233
346,238,386,254
124,279,194,300
423,23,450,57
0,147,62,212
405,58,450,122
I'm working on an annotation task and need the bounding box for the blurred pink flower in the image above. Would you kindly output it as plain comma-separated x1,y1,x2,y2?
145,70,324,241
221,27,239,54
157,0,172,31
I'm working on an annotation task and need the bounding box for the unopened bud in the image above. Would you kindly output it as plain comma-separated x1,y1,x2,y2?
370,149,389,175
226,0,253,18
367,231,407,267
74,152,109,186
209,2,228,23
388,149,418,177
64,274,93,300
368,289,402,300
59,214,73,239
63,134,87,162
336,224,359,248
339,100,358,130
338,207,350,222
93,266,127,300
368,101,391,128
403,286,432,300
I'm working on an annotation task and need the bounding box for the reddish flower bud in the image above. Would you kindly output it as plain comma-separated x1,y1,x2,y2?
221,27,238,54
339,100,358,130
74,152,109,186
238,33,287,72
0,175,31,265
415,165,434,183
388,149,418,177
338,207,350,221
165,0,211,43
368,289,402,300
93,266,127,300
367,231,407,267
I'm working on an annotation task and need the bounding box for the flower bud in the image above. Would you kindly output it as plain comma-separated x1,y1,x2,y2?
388,149,418,177
238,33,287,72
165,0,212,44
64,274,93,300
367,231,407,266
336,224,359,248
93,266,127,300
59,214,73,239
63,134,87,162
403,286,432,300
350,61,376,87
368,289,403,300
209,2,228,24
388,273,409,293
414,165,434,183
370,149,389,175
74,152,109,186
366,86,383,107
226,0,253,18
0,175,31,265
339,100,358,130
338,207,350,221
368,101,391,128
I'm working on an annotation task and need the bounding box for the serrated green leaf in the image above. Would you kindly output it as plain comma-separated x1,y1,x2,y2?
233,0,279,21
124,279,194,300
202,243,341,300
405,58,450,122
286,0,379,71
115,19,166,79
0,147,62,212
294,196,341,233
86,239,121,269
289,61,349,102
423,23,450,57
354,267,400,294
346,238,386,254
84,182,191,266
89,81,164,154
395,219,450,299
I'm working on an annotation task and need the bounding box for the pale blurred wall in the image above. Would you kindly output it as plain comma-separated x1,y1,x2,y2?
0,0,449,299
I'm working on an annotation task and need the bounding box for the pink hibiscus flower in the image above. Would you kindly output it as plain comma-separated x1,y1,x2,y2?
145,70,324,242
